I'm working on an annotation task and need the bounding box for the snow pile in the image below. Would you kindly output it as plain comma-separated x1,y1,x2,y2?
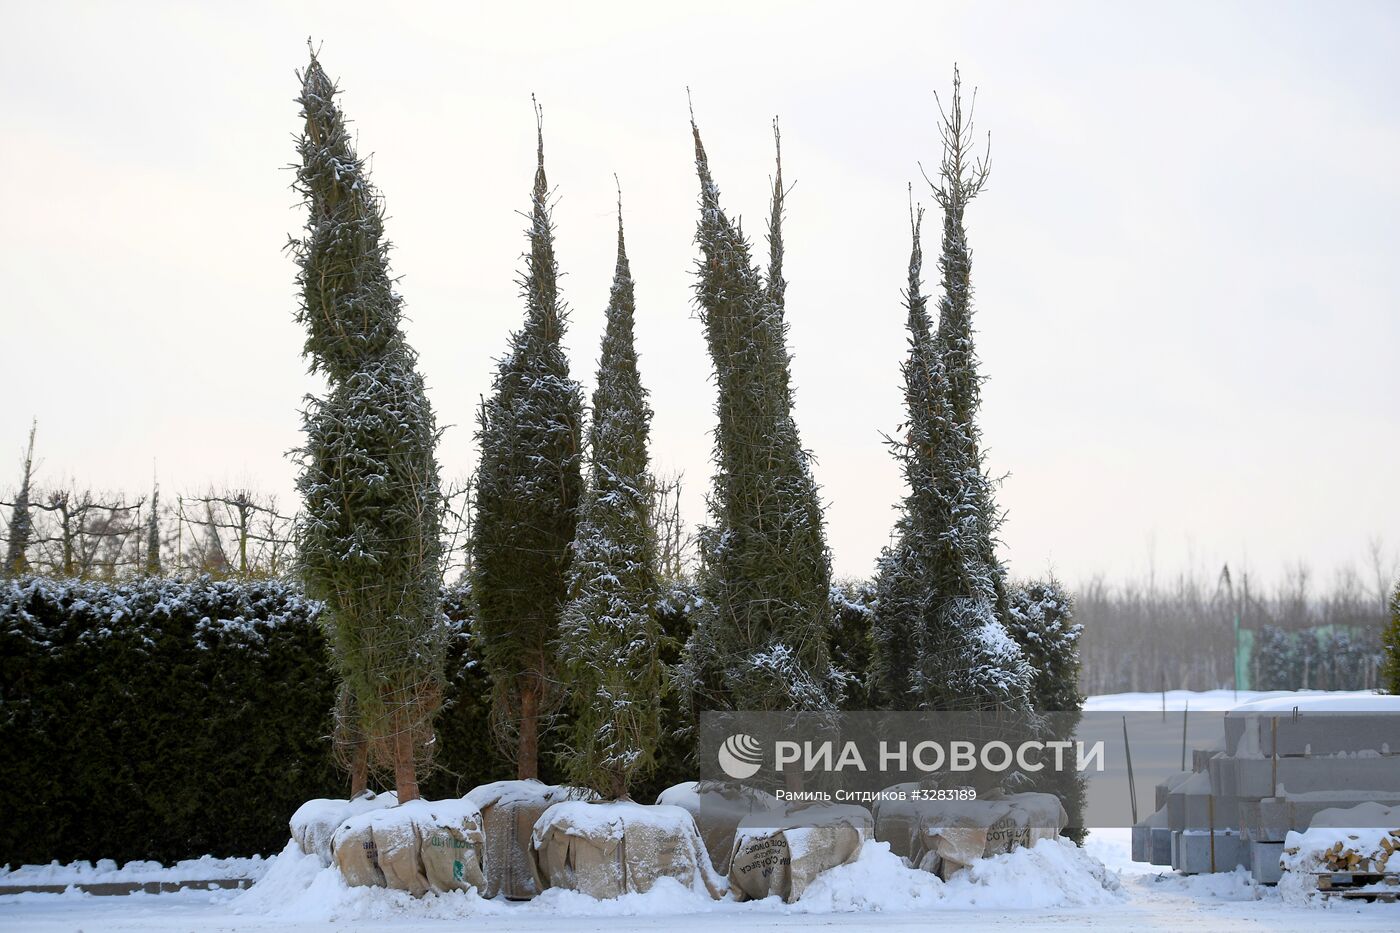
1230,694,1398,714
792,837,1121,913
290,790,398,865
532,799,725,899
0,853,271,886
1084,689,1381,714
1279,802,1400,905
237,840,504,922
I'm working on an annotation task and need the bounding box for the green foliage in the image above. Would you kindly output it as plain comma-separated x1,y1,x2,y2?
0,577,340,864
682,117,840,714
1004,578,1086,840
558,210,664,799
420,584,512,797
1005,578,1083,712
1255,624,1382,691
829,579,876,711
872,204,1028,712
1384,582,1400,694
291,51,446,779
471,115,584,772
4,421,35,577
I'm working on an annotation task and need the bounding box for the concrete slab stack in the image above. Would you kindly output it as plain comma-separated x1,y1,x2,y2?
1128,700,1400,882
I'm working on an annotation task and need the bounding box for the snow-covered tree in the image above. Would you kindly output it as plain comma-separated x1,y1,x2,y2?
558,200,664,799
292,49,446,801
143,481,161,577
929,66,1011,625
1005,578,1082,712
681,116,841,714
4,420,36,578
1383,581,1400,694
471,108,584,780
871,197,1029,711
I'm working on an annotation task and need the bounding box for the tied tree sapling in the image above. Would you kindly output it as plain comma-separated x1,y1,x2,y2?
559,194,664,800
292,48,447,801
471,103,585,780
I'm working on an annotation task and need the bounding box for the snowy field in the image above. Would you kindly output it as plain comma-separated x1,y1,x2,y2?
3,689,1396,933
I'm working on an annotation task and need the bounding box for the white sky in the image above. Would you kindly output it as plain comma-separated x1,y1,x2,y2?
2,0,1397,589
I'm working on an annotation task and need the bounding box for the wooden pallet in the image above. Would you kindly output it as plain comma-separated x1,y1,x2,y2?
1317,870,1400,902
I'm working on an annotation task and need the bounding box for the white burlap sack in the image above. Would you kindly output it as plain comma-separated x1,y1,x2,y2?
290,791,398,866
655,781,782,874
727,803,872,903
416,798,488,894
465,779,595,899
909,791,1068,878
331,798,486,897
532,800,725,900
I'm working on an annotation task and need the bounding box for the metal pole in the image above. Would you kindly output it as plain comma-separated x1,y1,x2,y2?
1181,700,1189,772
1271,716,1278,798
1208,793,1216,873
1122,716,1139,824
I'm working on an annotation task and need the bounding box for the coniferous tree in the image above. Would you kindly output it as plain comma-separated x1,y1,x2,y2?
558,198,663,799
872,202,1029,711
4,420,36,578
1005,578,1082,713
929,66,1011,624
143,481,162,577
682,116,840,714
292,50,446,801
472,107,584,780
1382,580,1400,695
869,207,932,709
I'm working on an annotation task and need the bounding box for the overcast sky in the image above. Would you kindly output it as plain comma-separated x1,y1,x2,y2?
2,0,1397,590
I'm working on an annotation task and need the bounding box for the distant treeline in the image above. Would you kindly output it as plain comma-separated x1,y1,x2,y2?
1076,561,1394,695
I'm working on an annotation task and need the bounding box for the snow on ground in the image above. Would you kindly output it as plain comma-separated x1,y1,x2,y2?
1084,688,1380,713
0,853,271,886
4,689,1397,931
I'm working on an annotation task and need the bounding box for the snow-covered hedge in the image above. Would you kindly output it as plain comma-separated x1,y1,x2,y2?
0,575,341,866
0,577,511,865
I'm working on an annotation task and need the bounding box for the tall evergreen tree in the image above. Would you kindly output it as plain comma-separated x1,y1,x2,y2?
143,480,161,577
869,206,931,709
292,50,446,801
4,420,36,578
872,189,1029,711
558,197,664,799
929,66,1011,623
471,107,585,780
681,115,840,714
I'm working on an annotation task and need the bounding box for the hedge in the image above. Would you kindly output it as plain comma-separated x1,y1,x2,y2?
0,576,344,865
0,575,706,866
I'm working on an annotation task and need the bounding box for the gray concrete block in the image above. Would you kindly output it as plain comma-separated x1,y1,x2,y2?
1210,755,1400,799
1132,808,1170,863
1155,771,1194,811
1225,712,1400,759
1172,829,1246,875
1250,840,1284,885
1150,826,1173,865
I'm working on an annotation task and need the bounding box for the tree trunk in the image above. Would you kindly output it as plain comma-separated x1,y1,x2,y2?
393,719,420,802
517,683,539,780
349,740,369,799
